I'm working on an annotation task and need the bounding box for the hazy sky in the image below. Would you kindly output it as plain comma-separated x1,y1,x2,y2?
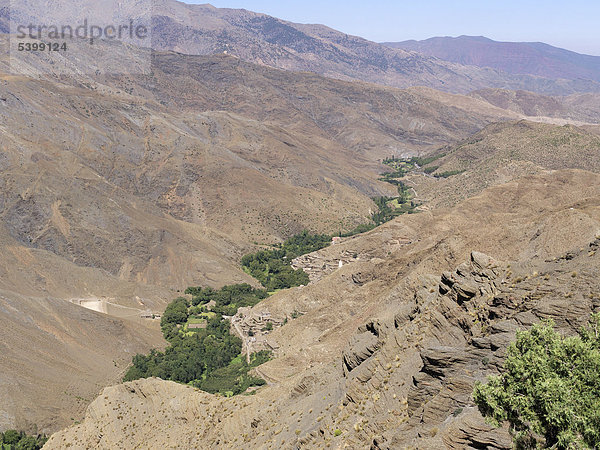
184,1,600,55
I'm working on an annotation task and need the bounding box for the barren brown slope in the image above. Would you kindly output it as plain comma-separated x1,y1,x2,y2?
0,47,382,431
470,88,600,124
0,288,165,434
0,39,541,300
0,44,388,295
137,2,600,94
407,120,600,209
105,52,525,157
2,34,598,443
44,169,600,449
0,208,177,433
0,39,531,435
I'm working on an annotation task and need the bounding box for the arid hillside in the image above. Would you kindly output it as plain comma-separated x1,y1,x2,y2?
45,169,600,449
406,120,600,208
0,288,165,434
470,88,600,124
0,39,532,299
111,52,528,157
1,12,600,441
0,37,556,434
2,33,600,436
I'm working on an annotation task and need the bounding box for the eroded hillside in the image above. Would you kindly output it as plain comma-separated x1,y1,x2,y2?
0,37,529,434
45,169,600,449
0,21,599,442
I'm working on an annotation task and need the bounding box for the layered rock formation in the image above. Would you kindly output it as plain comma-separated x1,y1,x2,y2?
45,169,600,448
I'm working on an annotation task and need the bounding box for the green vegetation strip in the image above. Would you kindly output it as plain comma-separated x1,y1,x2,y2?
185,284,268,316
0,430,47,450
379,153,446,181
434,169,465,178
124,153,448,396
241,152,454,292
241,231,331,291
381,153,465,179
124,285,271,397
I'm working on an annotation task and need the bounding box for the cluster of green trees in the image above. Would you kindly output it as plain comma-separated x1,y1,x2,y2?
368,156,436,228
380,156,420,180
125,311,242,384
382,152,468,181
198,351,271,396
184,284,268,316
409,153,447,167
159,297,189,336
338,223,377,237
124,285,271,395
371,183,417,225
0,430,47,450
380,153,446,181
371,196,401,225
434,169,465,178
474,315,600,449
240,182,423,290
241,231,331,291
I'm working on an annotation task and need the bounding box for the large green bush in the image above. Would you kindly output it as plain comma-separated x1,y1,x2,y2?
474,315,600,449
186,284,267,315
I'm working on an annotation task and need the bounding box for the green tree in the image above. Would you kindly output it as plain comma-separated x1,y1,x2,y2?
0,430,46,450
16,435,44,450
125,285,270,396
473,315,600,449
160,297,189,329
241,231,330,290
2,430,22,445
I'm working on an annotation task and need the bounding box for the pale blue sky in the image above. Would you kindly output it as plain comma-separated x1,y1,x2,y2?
184,1,600,55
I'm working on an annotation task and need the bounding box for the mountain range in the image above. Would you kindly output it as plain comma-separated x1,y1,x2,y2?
45,165,600,448
145,4,600,94
4,1,600,95
0,0,599,447
0,35,531,432
385,35,600,82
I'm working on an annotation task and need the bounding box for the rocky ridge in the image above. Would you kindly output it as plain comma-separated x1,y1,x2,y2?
5,35,594,434
44,169,600,448
45,240,600,448
406,119,600,210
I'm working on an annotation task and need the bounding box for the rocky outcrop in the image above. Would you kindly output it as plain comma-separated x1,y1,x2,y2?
44,378,227,450
342,322,383,376
385,243,598,448
48,239,600,448
43,172,600,449
442,407,512,449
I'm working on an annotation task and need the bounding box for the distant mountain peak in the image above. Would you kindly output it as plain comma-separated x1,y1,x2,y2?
384,36,600,82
